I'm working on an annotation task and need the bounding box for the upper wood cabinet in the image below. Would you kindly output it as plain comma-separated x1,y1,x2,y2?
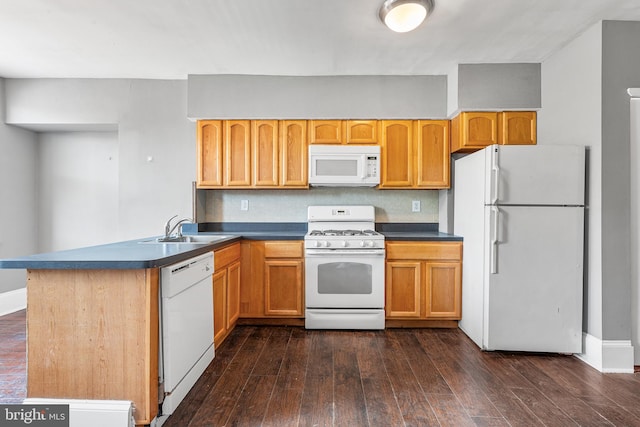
380,120,413,187
252,120,279,187
280,120,308,187
451,112,498,153
198,118,449,189
309,120,379,144
498,111,537,146
380,120,450,189
451,111,537,153
309,120,344,144
346,120,378,144
225,120,252,186
197,120,308,189
415,120,450,188
197,120,224,187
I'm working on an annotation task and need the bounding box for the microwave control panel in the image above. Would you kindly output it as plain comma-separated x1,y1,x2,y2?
366,155,379,178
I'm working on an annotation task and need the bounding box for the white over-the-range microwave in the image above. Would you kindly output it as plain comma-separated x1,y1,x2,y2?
308,144,380,187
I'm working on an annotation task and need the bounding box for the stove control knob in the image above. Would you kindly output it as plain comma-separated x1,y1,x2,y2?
323,241,330,248
359,241,366,247
341,241,348,247
366,240,374,247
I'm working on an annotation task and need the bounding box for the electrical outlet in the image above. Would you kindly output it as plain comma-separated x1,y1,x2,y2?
240,200,249,211
412,200,421,212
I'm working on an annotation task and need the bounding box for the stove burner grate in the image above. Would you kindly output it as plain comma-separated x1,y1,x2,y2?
309,229,381,237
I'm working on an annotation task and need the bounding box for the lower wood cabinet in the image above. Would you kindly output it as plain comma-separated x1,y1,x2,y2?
240,240,304,318
26,268,159,425
385,241,462,322
213,242,241,346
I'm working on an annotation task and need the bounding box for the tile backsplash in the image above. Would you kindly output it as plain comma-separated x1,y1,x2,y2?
198,188,438,223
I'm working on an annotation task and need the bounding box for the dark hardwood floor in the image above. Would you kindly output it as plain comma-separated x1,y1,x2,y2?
0,310,26,404
2,310,640,426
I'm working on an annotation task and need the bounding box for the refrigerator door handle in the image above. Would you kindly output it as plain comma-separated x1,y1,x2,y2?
490,206,499,274
491,148,500,204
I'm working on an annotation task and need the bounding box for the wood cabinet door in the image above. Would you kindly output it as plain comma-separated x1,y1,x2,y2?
424,261,461,319
415,120,450,188
498,111,537,146
226,260,241,326
197,120,223,187
309,120,344,144
240,241,265,317
451,112,498,153
212,269,227,345
346,120,378,144
252,120,279,186
385,261,422,318
380,120,413,188
280,120,308,187
224,120,251,186
264,260,303,316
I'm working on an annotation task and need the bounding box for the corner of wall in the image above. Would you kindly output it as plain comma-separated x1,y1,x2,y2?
576,332,635,373
446,65,459,117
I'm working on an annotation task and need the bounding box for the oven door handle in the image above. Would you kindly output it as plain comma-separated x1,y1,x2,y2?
305,249,386,256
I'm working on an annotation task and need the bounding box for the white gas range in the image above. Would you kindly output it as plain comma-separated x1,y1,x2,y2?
304,205,386,330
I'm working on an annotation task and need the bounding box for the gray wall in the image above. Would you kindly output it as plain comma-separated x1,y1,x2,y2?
188,69,543,121
539,22,603,339
38,132,119,251
5,79,126,130
539,20,639,345
0,78,38,293
457,63,542,112
5,79,195,242
188,74,449,119
600,21,640,340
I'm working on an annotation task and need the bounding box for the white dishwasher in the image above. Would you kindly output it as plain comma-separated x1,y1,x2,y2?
159,251,214,416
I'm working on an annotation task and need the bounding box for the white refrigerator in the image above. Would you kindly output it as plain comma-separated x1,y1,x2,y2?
454,144,585,353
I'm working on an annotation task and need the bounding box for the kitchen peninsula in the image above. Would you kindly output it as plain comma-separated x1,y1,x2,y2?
0,235,241,426
0,224,461,426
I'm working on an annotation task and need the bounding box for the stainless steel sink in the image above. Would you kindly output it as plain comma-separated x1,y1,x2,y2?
138,235,234,244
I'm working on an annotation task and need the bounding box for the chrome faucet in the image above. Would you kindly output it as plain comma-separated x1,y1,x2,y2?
164,215,193,239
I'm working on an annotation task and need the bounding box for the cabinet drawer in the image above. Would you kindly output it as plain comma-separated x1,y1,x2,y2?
264,241,303,258
215,242,241,270
386,242,462,261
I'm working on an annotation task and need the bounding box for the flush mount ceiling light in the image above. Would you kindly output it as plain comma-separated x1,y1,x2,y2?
379,0,435,33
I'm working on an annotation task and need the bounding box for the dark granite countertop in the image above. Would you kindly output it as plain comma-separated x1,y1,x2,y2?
0,236,242,270
0,222,460,270
380,231,463,241
376,223,463,241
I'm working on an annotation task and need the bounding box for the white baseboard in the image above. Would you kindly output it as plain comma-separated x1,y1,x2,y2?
575,332,635,373
0,288,27,316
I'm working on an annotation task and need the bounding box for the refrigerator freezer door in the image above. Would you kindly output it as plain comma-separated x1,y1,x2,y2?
483,205,584,353
485,145,585,206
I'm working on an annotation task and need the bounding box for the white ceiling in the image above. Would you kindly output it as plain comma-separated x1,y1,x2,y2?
1,0,640,79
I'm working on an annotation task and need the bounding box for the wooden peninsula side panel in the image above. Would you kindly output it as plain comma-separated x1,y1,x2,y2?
26,269,159,426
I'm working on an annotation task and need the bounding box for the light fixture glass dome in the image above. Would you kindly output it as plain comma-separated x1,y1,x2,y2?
379,0,435,33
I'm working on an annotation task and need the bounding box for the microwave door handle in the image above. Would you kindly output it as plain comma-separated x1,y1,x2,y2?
360,154,367,179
